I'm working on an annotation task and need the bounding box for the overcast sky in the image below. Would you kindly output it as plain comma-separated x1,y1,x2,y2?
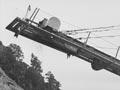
1,0,120,90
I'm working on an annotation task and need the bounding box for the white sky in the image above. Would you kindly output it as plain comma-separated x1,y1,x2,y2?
1,0,120,90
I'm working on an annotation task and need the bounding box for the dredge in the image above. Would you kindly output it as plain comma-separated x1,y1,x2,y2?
6,7,120,76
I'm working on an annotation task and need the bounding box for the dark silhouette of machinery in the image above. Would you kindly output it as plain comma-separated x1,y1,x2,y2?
6,7,120,76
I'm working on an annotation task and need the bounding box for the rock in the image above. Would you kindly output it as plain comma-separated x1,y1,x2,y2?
0,67,23,90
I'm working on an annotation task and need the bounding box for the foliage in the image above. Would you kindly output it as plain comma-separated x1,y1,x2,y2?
31,53,43,73
0,42,61,90
8,43,24,61
45,71,61,90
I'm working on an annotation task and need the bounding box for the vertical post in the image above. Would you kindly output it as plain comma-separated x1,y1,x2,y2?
115,46,120,58
84,32,91,45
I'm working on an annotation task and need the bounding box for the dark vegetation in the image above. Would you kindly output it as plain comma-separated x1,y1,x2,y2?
0,41,61,90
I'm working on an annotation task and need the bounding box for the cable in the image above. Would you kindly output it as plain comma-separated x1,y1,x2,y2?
95,46,117,50
38,8,120,48
76,34,120,39
37,8,120,36
63,28,120,34
62,25,120,35
101,39,118,47
89,41,117,50
69,25,120,32
92,33,118,47
76,32,119,47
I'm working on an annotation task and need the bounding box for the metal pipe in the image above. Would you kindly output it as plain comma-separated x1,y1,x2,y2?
29,8,37,20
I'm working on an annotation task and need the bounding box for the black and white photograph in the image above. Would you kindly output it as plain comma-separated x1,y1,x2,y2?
0,0,120,90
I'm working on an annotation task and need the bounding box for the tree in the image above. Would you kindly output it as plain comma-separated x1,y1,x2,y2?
0,42,62,90
8,43,24,62
45,71,61,90
24,53,45,90
25,67,45,90
31,53,43,73
0,43,16,73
